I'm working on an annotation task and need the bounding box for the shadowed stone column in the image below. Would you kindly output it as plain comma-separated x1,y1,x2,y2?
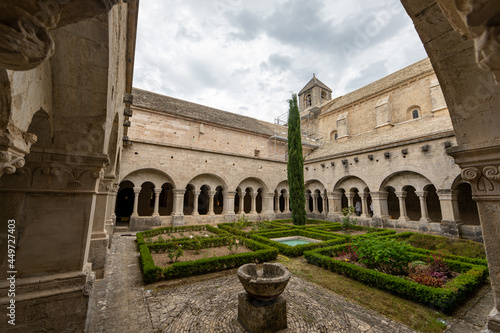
328,191,342,220
152,188,162,217
208,190,216,215
437,189,461,237
345,192,355,208
416,191,431,223
323,193,328,215
284,193,290,212
360,192,370,218
371,191,390,219
192,190,200,216
131,187,141,217
105,184,118,235
274,193,280,213
249,192,258,215
396,191,410,222
262,192,276,220
312,193,319,214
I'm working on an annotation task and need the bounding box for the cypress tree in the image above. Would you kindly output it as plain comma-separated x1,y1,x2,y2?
287,93,306,225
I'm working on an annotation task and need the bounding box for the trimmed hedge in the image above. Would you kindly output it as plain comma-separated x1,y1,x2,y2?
307,225,396,241
138,235,278,283
304,244,488,312
217,221,290,238
250,229,345,257
137,224,229,245
270,219,340,230
378,232,488,267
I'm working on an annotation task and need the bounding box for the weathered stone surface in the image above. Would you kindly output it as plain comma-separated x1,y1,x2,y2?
238,292,287,333
237,263,290,301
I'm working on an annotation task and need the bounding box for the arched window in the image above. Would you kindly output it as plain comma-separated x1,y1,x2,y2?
330,130,338,141
412,109,419,119
305,94,312,107
321,90,327,100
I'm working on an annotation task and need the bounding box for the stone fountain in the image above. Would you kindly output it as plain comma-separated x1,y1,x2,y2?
237,263,290,333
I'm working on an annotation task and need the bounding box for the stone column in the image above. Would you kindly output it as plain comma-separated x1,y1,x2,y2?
328,191,343,220
192,190,200,216
262,192,276,220
152,188,162,217
131,187,141,217
360,192,370,218
416,191,431,222
371,191,390,219
223,190,236,221
305,192,311,213
172,189,186,226
239,192,245,214
249,192,258,215
208,190,216,215
105,185,118,235
312,193,319,214
284,193,290,212
322,193,328,214
396,191,410,222
274,193,280,214
448,144,500,329
437,189,461,237
345,192,355,208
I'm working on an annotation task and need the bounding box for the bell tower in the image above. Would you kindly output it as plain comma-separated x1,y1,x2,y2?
298,74,332,112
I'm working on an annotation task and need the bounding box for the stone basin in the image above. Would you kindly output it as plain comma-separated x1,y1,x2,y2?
237,263,290,301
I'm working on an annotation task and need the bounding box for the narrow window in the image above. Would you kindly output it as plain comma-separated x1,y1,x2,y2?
321,90,327,100
412,109,419,119
305,94,312,107
254,150,260,157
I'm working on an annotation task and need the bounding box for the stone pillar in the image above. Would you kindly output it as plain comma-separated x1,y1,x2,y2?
152,188,162,217
437,189,462,237
249,192,258,215
172,189,186,226
396,191,410,222
416,191,431,222
328,191,343,220
360,192,370,218
239,192,245,214
345,192,355,207
105,184,118,235
223,190,236,221
449,144,500,330
192,190,200,216
322,193,328,214
283,193,290,212
261,192,276,220
312,193,319,214
305,192,311,213
208,190,216,215
274,193,280,214
371,191,390,219
131,187,141,217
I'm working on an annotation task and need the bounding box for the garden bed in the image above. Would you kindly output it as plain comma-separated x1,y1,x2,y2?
308,225,396,240
304,242,488,312
137,224,229,245
138,232,278,283
152,245,252,266
218,220,289,237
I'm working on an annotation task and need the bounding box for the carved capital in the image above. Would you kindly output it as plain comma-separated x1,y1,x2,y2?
461,165,500,197
0,150,25,175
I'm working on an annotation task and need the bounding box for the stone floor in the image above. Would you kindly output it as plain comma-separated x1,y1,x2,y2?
87,233,493,332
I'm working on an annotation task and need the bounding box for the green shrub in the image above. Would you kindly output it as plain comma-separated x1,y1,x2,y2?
341,206,358,234
354,238,413,275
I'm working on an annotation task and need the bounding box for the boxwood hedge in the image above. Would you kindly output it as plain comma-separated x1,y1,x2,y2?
304,244,488,312
217,221,290,238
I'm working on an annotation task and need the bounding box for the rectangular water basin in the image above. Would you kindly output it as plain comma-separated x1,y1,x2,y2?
271,236,322,246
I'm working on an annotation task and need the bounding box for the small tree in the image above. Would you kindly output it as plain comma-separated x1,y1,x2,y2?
287,94,306,225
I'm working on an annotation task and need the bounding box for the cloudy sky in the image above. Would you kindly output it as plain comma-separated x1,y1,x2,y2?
133,0,428,123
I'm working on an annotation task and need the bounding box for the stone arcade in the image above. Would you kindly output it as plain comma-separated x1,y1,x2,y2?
0,0,500,331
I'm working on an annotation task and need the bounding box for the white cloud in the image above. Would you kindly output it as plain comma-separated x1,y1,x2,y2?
133,0,427,123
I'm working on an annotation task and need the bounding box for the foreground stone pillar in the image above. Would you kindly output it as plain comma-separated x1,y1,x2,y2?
371,191,390,219
105,184,118,235
312,193,319,214
239,192,245,214
152,188,162,217
396,191,410,222
284,194,290,212
416,191,431,223
192,190,200,216
437,189,462,238
131,187,141,217
449,144,500,330
274,193,280,213
261,192,276,220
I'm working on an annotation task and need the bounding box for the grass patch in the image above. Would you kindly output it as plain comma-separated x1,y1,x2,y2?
278,256,450,333
401,233,486,259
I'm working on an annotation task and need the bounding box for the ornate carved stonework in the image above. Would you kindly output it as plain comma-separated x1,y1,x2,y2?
461,165,500,195
0,151,25,175
0,0,121,71
437,0,500,82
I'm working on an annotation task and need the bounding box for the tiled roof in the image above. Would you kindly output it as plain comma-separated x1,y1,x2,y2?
299,74,333,95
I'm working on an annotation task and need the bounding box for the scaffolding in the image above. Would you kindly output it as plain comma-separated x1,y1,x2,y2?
268,110,326,161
